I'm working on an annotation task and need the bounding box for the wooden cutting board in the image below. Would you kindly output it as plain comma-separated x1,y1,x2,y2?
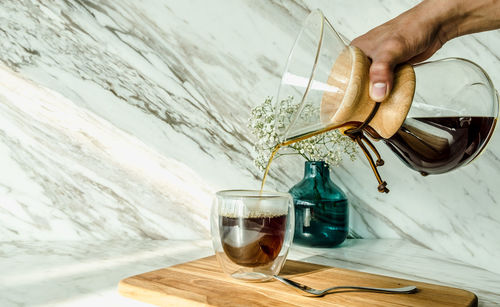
118,255,477,307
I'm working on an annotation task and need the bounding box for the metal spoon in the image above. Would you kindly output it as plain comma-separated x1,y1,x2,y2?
273,275,418,296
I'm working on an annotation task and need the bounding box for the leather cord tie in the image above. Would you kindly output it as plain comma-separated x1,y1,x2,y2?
344,102,390,193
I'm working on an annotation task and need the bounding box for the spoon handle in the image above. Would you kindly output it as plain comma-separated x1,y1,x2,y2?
273,275,418,296
322,285,418,294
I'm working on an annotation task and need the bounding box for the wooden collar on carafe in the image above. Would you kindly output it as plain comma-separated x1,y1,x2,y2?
321,46,416,193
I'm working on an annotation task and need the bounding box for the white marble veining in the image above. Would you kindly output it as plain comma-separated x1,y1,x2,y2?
0,239,499,306
0,66,212,240
0,0,500,276
0,240,213,306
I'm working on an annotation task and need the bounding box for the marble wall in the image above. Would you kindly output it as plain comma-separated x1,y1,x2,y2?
1,0,500,274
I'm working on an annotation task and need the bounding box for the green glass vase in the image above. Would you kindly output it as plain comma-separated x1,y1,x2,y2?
289,161,348,247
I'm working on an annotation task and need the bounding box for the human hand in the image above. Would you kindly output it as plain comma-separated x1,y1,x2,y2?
351,0,500,102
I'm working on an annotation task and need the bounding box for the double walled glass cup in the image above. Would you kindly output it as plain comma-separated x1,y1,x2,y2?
210,190,294,281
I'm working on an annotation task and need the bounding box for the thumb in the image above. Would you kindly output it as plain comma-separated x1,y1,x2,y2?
368,61,394,102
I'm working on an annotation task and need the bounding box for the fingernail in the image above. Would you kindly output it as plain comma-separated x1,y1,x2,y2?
371,82,387,101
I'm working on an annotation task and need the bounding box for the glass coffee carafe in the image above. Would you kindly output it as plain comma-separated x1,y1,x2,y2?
275,9,499,193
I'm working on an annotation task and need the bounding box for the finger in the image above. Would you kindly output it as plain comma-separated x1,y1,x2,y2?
369,62,394,102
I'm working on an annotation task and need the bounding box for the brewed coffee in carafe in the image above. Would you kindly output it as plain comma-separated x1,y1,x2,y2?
384,116,496,176
267,9,499,193
378,58,498,177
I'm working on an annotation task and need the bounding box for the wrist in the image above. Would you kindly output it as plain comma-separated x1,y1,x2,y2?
416,0,463,42
420,0,500,40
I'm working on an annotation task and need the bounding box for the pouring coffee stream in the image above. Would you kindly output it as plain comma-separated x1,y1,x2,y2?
261,44,416,193
261,102,390,193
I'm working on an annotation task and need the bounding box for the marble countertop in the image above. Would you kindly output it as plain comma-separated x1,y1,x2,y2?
1,0,500,277
1,239,499,306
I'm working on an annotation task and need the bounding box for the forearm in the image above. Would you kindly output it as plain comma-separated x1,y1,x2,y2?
417,0,500,43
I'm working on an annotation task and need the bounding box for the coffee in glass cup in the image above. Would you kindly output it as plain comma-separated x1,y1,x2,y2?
211,190,294,281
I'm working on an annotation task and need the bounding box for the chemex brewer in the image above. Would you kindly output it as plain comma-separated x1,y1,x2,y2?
262,9,499,193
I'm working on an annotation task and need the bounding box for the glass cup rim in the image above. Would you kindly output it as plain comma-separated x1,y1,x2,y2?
215,189,291,199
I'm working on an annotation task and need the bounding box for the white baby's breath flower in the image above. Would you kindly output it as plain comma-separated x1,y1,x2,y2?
248,96,357,171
